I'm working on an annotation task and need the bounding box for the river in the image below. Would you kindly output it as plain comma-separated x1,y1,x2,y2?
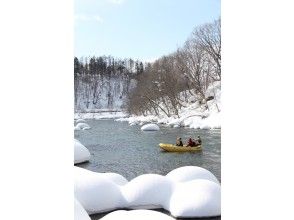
75,119,221,220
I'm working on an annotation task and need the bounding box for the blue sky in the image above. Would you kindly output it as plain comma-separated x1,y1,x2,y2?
75,0,220,61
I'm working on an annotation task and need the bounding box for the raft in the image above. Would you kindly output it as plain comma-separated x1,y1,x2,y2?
159,143,202,152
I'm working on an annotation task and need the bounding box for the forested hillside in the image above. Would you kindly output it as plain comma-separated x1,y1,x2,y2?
74,56,144,111
74,18,220,117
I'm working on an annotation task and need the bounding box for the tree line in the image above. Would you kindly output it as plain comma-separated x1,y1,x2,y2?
74,18,220,115
74,56,145,110
126,18,221,117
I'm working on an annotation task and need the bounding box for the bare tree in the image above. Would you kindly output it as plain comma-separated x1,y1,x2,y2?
192,18,221,80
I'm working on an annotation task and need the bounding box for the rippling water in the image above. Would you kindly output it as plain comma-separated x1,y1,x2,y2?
75,119,221,220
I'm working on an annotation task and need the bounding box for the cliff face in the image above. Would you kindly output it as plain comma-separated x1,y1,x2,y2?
74,75,136,112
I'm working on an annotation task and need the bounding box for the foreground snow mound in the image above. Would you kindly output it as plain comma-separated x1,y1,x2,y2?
75,123,91,130
169,179,221,217
141,123,160,131
122,174,174,209
74,169,125,214
166,166,220,184
100,210,176,220
74,139,90,164
74,166,220,217
75,198,91,220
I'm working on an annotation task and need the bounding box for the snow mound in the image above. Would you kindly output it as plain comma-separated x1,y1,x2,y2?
75,198,91,220
74,166,220,218
141,123,160,131
99,210,176,220
74,139,90,164
76,119,86,123
75,123,91,130
74,169,125,214
169,179,221,217
166,166,220,184
122,174,173,209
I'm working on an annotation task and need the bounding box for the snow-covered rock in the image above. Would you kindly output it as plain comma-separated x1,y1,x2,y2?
141,123,160,131
122,174,173,209
75,198,91,220
169,179,221,217
75,123,91,130
99,210,176,220
166,166,219,184
76,119,86,123
74,166,220,217
74,139,90,164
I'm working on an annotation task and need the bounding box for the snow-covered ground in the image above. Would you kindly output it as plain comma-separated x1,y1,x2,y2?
74,111,127,120
74,166,221,219
117,81,221,129
74,81,221,129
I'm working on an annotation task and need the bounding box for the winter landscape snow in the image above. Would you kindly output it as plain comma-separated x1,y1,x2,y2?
74,14,221,220
74,166,221,219
74,81,221,130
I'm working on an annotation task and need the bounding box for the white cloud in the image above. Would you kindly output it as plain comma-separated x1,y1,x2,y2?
75,14,103,23
107,0,125,5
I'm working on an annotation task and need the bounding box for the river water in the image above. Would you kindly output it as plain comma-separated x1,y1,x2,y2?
75,119,221,220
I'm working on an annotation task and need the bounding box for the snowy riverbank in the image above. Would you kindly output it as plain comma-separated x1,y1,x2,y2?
119,81,221,129
75,81,221,129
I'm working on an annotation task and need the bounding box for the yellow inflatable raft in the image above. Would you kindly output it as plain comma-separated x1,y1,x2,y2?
159,143,202,152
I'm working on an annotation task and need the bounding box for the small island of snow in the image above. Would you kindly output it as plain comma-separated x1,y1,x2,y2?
141,123,160,131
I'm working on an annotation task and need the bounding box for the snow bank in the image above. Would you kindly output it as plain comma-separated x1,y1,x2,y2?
116,115,158,125
99,210,176,220
74,139,90,164
75,112,127,120
74,166,220,217
75,123,91,130
75,198,91,220
141,123,160,131
116,81,221,130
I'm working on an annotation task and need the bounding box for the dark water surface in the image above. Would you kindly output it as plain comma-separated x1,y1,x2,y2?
75,119,221,220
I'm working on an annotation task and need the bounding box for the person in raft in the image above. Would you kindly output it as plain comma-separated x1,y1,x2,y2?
195,135,202,146
176,137,183,146
187,137,196,147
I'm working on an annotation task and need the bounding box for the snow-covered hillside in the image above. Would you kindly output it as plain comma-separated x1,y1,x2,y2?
75,75,136,111
116,81,221,129
75,81,221,129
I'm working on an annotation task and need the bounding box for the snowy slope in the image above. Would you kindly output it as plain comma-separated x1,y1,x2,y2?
116,81,221,129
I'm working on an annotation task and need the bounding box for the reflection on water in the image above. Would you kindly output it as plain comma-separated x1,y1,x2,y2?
75,119,221,220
